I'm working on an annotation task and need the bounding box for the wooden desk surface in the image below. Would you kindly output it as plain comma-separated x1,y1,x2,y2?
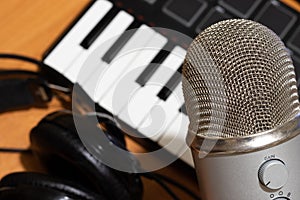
0,1,199,199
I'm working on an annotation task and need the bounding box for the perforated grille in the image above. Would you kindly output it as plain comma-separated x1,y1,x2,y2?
182,19,300,138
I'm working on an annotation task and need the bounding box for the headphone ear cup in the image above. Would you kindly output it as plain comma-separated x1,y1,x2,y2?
0,186,72,200
29,111,143,200
0,172,105,200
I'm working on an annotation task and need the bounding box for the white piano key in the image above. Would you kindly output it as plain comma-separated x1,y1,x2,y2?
100,33,167,114
80,25,154,101
144,46,186,84
94,25,155,100
44,0,112,73
158,113,189,158
118,85,160,129
180,149,194,167
64,11,134,83
138,82,185,141
118,46,184,128
79,61,106,101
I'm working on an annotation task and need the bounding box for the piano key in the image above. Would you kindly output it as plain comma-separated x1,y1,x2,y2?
180,149,194,167
100,33,168,114
288,26,300,55
80,7,119,49
118,85,160,129
102,20,142,64
43,0,113,73
179,104,187,115
145,46,185,85
118,46,185,128
135,42,174,87
157,65,182,101
158,113,189,159
255,0,298,38
64,11,134,83
82,25,156,101
219,0,262,18
138,82,185,141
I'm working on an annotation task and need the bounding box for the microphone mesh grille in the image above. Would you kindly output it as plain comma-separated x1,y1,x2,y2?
182,19,300,138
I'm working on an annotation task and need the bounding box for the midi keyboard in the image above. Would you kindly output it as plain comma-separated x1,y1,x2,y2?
43,0,300,167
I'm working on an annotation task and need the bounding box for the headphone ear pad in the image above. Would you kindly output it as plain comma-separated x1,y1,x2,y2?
29,111,143,200
0,172,105,200
0,186,71,200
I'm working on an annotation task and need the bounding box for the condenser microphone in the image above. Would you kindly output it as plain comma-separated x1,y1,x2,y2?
182,19,300,200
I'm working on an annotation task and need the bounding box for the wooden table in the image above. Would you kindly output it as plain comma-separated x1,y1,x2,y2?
0,1,199,199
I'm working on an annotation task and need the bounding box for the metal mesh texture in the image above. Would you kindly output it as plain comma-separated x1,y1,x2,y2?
182,19,300,138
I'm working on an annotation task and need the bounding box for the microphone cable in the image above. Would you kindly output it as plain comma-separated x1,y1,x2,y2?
0,53,45,68
0,53,71,94
0,148,31,153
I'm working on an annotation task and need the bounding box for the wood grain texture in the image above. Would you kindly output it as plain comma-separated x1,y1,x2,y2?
0,0,89,177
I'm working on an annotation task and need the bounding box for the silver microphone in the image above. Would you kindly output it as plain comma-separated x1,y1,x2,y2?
182,19,300,200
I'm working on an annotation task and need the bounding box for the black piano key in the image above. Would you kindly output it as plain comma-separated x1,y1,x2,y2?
179,104,187,115
157,66,182,101
80,7,119,49
219,0,262,18
255,1,297,38
196,6,232,33
158,86,172,101
102,20,142,64
136,42,174,86
288,26,300,55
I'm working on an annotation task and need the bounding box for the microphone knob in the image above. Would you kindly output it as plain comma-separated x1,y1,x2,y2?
258,159,289,190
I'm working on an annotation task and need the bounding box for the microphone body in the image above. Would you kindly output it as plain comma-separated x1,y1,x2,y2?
182,19,300,200
191,117,300,200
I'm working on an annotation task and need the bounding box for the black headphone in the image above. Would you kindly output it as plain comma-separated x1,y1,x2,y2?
0,54,143,200
0,53,201,200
